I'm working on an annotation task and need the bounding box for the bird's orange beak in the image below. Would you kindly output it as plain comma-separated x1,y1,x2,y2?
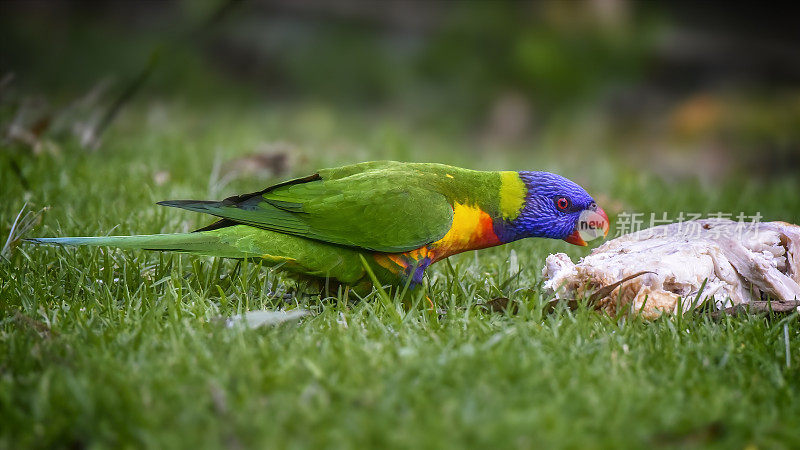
564,206,609,247
564,229,588,246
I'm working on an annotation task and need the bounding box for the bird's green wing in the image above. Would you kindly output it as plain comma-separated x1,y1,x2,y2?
160,167,454,252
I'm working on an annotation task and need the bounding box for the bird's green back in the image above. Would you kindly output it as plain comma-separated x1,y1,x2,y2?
162,161,525,253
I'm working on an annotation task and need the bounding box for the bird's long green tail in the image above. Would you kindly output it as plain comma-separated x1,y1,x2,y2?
26,225,384,286
27,232,245,258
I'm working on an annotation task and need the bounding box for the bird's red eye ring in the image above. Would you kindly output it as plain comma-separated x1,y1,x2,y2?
556,197,570,211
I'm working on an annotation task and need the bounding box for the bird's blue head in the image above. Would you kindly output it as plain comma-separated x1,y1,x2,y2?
500,171,609,246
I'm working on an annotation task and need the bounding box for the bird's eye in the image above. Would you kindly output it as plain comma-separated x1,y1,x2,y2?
556,197,570,211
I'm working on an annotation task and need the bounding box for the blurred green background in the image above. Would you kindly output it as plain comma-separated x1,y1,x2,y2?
3,0,799,191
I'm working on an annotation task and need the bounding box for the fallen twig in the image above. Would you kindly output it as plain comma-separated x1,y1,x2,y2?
544,271,654,314
709,300,800,319
2,203,48,261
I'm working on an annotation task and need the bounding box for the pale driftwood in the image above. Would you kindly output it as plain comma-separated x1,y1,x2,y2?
709,300,800,319
542,219,800,319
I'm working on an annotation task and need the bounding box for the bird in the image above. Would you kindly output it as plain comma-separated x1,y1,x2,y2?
28,161,608,295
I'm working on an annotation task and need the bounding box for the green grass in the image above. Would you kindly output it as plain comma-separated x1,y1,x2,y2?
2,101,800,449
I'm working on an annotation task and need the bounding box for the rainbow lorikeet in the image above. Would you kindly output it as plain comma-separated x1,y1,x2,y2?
28,161,608,293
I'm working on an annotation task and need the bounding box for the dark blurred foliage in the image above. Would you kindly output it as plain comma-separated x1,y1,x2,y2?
2,0,800,181
2,1,656,109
